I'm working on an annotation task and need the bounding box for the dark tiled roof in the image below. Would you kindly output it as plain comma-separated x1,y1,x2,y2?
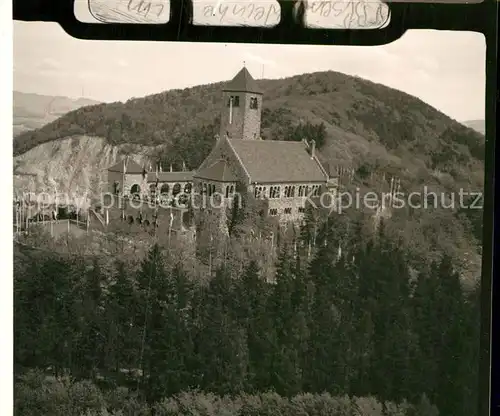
227,139,328,184
108,158,145,174
223,67,262,94
194,159,238,182
147,171,194,183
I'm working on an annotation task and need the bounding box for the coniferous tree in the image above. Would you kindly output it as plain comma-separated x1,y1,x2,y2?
432,254,470,416
134,243,169,400
306,240,344,393
411,267,441,400
459,281,480,416
40,255,77,378
236,260,275,391
197,267,249,394
299,204,317,252
15,254,76,375
105,260,139,375
77,258,105,381
269,246,305,395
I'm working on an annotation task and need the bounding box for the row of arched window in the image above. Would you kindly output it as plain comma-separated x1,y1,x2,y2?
149,182,192,197
226,95,259,110
198,182,236,198
254,184,322,199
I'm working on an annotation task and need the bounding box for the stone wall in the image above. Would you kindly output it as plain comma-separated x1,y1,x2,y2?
241,93,262,141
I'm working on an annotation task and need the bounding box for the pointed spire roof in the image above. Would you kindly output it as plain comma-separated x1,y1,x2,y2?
223,67,263,94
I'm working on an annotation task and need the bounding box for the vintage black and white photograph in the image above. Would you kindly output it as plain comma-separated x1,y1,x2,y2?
13,13,485,416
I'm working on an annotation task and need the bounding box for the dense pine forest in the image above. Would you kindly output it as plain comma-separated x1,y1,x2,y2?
14,211,480,415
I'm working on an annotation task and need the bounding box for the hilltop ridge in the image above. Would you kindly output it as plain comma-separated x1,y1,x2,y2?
13,91,100,136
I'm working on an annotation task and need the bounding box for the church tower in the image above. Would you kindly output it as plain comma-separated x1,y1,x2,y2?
220,67,263,140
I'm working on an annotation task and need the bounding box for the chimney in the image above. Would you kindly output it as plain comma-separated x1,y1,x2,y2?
302,138,309,148
311,140,316,159
170,164,173,172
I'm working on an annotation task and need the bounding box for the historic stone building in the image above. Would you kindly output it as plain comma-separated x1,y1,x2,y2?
106,67,338,225
107,158,194,206
193,66,337,223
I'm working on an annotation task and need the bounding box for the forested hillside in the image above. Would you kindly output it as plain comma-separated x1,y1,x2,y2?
14,214,479,416
13,70,486,283
14,71,484,179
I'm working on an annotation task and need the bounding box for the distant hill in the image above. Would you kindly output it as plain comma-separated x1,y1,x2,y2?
13,70,485,282
13,91,100,136
462,119,485,135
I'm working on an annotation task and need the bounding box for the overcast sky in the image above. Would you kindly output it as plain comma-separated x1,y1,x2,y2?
13,19,485,122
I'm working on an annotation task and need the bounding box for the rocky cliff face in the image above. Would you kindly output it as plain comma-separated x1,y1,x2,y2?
13,135,156,206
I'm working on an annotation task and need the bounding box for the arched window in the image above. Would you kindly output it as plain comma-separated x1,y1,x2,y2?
130,184,140,195
249,97,258,109
208,184,216,197
284,185,295,198
270,186,281,199
184,183,192,194
160,184,169,194
173,183,181,196
228,95,240,107
178,194,188,205
225,184,235,198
